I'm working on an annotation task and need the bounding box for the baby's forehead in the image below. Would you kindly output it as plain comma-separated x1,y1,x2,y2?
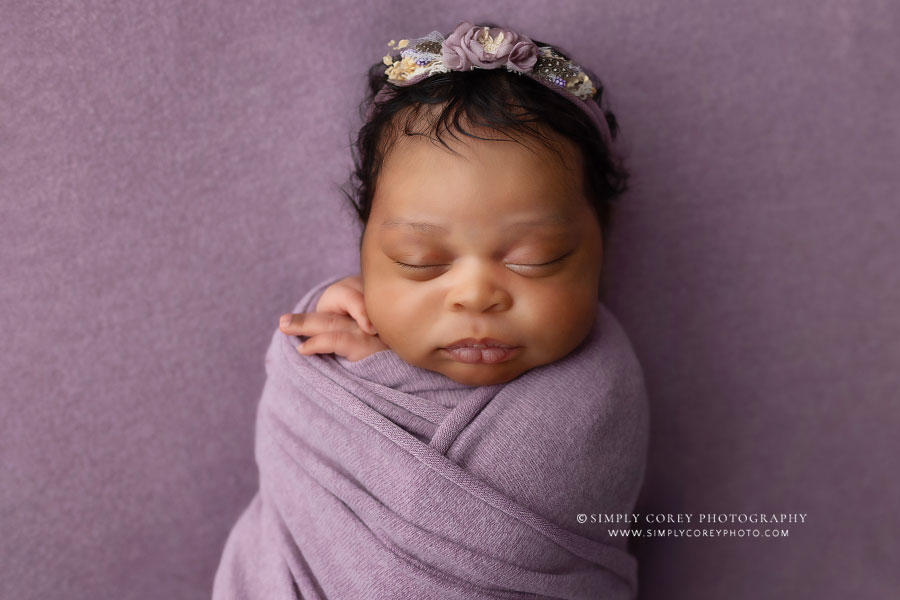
374,186,587,237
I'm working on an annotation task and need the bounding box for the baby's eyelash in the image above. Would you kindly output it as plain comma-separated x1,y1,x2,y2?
393,261,443,271
517,255,566,267
510,250,574,267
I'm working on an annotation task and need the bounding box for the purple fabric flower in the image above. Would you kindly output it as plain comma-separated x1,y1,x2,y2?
440,21,539,73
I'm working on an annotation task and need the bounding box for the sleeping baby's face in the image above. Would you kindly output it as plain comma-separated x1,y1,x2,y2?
360,121,604,386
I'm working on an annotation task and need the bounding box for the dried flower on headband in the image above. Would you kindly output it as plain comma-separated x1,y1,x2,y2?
379,21,611,146
382,21,596,100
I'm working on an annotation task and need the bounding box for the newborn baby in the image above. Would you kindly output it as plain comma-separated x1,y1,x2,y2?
215,22,648,599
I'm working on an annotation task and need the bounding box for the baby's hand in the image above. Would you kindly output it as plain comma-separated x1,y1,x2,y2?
278,275,388,362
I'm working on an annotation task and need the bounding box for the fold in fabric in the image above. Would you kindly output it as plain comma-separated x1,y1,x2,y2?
213,274,650,599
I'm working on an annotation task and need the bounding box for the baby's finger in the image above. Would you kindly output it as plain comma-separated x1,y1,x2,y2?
298,330,376,362
337,274,364,294
279,311,358,337
317,285,377,335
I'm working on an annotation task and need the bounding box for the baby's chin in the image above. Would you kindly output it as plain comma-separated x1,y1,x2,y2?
413,355,535,387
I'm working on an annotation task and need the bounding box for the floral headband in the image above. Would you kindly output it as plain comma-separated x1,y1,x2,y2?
376,21,613,147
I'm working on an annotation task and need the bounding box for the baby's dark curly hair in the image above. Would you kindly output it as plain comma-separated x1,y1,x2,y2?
340,33,630,254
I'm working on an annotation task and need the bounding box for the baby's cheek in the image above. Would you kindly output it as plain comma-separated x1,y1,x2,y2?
362,287,389,333
522,288,593,355
364,288,412,347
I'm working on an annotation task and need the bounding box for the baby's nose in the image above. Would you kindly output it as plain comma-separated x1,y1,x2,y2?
445,263,512,313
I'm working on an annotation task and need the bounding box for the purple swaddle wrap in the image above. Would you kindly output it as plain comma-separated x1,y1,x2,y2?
213,274,650,599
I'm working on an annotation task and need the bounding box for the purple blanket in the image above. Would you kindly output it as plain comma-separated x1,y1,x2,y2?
213,275,650,599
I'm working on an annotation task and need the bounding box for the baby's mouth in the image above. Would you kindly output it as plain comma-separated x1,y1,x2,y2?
442,338,520,365
444,337,515,349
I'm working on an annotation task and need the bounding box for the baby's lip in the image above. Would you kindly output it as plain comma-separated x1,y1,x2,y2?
444,337,517,350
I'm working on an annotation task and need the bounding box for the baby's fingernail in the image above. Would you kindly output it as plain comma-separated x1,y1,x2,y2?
296,342,304,352
280,315,291,328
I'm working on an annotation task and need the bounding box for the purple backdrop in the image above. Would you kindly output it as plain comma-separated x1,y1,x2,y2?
2,1,898,599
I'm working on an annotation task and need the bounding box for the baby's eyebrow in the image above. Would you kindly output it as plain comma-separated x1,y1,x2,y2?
380,215,572,234
380,220,449,234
